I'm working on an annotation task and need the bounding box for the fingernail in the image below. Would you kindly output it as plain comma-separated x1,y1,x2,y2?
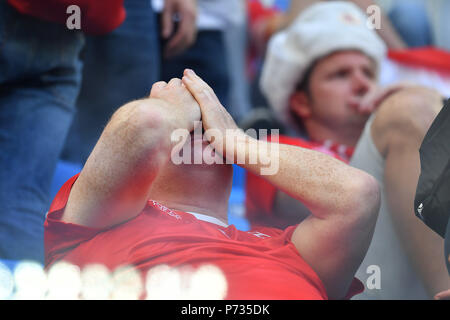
186,69,195,76
182,76,191,83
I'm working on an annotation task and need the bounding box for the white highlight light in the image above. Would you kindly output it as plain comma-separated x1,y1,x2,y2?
80,264,113,300
145,264,228,300
111,265,143,300
0,262,14,300
186,264,228,300
2,260,229,300
13,261,47,300
46,261,81,300
145,264,184,300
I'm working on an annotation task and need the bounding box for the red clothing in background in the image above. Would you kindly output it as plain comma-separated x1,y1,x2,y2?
245,135,353,228
7,0,125,35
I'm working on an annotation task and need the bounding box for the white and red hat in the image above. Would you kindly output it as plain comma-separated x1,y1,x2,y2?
260,1,387,128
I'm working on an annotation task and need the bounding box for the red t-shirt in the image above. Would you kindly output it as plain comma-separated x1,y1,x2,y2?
7,0,125,35
245,135,354,227
44,174,362,300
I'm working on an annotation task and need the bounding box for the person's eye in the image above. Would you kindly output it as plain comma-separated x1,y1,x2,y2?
363,68,376,80
332,69,350,79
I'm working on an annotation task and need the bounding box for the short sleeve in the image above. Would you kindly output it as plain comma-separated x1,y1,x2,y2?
44,174,102,268
258,225,365,300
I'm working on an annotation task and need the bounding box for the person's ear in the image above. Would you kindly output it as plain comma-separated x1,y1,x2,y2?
289,91,312,119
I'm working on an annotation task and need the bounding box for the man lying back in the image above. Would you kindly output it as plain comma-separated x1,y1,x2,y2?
44,70,380,300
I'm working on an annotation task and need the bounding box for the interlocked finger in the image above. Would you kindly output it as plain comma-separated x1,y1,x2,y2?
168,78,182,86
150,81,168,97
182,69,220,111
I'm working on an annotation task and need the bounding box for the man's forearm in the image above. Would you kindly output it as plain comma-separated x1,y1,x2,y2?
236,132,380,298
62,98,193,228
235,133,379,219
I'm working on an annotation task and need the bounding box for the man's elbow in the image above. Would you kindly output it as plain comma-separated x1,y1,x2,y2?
108,98,173,153
348,172,381,225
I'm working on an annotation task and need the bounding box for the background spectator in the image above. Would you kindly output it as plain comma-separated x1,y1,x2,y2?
0,0,125,264
62,0,197,165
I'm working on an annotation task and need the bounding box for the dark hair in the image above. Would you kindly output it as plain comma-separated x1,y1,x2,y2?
295,62,315,97
289,60,318,136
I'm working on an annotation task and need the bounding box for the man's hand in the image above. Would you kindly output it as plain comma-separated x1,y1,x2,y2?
161,0,197,59
182,69,241,160
434,256,450,300
350,82,413,115
61,78,201,230
150,78,201,133
435,289,450,300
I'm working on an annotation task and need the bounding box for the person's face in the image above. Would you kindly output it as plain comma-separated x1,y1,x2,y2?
148,130,233,201
290,50,378,132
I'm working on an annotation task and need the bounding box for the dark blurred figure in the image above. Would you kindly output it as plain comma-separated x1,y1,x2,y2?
62,0,197,164
414,99,450,299
0,0,125,264
157,0,235,117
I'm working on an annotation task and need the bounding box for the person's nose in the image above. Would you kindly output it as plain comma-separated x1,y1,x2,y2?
351,70,372,97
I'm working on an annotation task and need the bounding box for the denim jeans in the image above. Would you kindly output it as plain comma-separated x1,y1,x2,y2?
0,1,84,263
62,0,160,164
388,0,433,47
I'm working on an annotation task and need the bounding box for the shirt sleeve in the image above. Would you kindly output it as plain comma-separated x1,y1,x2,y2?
272,225,365,300
44,174,102,268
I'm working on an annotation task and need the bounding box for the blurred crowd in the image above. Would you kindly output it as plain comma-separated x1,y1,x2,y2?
1,0,449,300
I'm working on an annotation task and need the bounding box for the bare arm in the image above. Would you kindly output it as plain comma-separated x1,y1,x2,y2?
271,190,311,227
182,69,381,299
61,80,201,229
243,138,380,299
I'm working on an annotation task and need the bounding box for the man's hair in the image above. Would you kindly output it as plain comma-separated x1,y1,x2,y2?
289,60,318,137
